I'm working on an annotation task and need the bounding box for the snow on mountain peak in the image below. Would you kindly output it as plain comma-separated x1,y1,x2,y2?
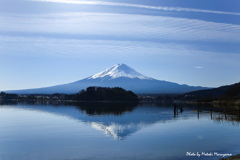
88,64,152,80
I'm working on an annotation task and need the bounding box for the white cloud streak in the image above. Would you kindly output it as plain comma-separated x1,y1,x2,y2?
0,36,181,57
195,66,204,69
1,12,240,43
1,35,240,64
30,0,240,16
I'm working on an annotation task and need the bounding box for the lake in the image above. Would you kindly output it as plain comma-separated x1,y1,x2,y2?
0,102,239,160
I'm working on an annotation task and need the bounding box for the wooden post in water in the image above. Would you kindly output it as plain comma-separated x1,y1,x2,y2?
238,106,240,119
174,103,178,118
174,108,176,118
210,106,213,120
224,106,227,120
197,105,200,119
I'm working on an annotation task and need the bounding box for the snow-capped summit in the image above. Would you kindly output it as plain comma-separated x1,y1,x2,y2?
88,64,152,80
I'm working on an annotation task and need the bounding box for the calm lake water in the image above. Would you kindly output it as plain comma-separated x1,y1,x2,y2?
0,102,240,160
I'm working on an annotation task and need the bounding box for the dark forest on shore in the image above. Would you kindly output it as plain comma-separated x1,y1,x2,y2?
0,87,138,102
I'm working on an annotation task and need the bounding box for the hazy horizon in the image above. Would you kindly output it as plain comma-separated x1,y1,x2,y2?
1,0,240,90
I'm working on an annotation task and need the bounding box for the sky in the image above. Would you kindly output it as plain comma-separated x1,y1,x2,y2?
0,0,240,91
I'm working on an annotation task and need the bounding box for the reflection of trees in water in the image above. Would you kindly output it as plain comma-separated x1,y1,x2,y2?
213,114,240,125
175,103,240,124
0,100,18,106
210,104,240,124
1,100,240,123
210,105,240,123
65,102,138,116
0,100,139,116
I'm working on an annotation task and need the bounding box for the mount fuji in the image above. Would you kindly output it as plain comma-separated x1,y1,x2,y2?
7,64,206,94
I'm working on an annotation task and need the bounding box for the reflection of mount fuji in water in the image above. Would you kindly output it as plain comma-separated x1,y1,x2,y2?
8,102,178,139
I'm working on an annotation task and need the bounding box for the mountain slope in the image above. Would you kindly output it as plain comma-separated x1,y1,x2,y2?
6,64,207,94
183,82,240,100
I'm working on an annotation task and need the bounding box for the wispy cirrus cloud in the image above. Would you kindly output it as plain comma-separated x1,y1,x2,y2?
1,12,240,43
1,35,240,64
30,0,240,16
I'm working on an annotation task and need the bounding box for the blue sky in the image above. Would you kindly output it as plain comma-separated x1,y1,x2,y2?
0,0,240,90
